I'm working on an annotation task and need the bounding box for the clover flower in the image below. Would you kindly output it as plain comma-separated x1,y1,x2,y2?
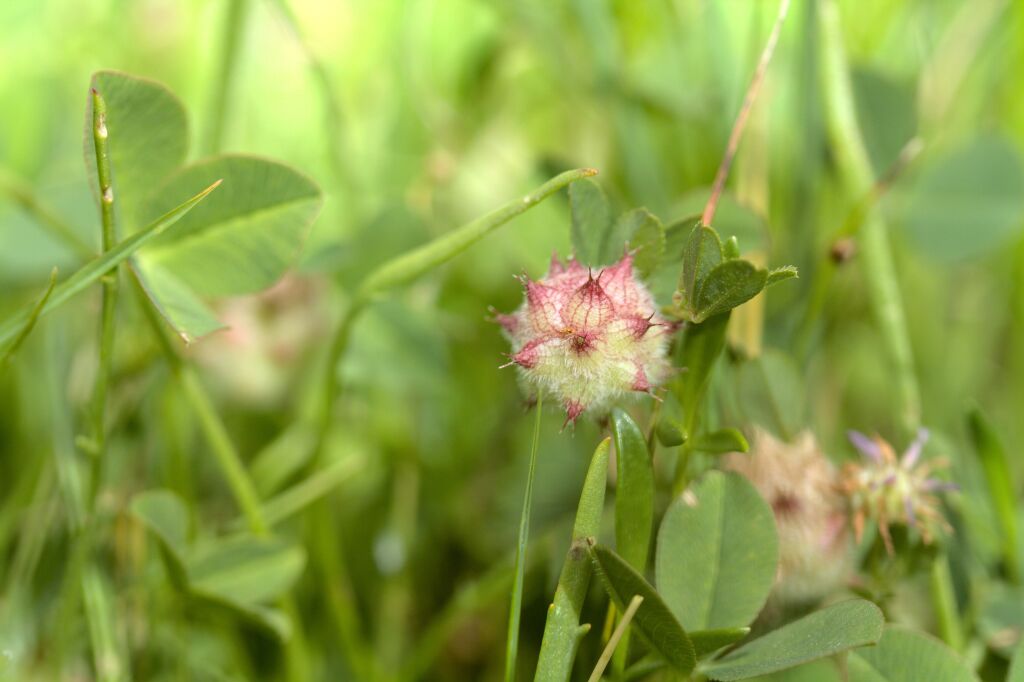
494,252,672,425
723,428,852,604
842,428,956,553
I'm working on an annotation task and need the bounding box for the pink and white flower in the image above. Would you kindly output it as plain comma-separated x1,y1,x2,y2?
495,252,672,424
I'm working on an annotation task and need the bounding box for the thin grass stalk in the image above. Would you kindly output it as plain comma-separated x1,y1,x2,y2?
504,395,544,682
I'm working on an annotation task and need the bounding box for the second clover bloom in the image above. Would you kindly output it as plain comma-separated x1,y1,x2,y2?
496,252,672,424
842,428,956,553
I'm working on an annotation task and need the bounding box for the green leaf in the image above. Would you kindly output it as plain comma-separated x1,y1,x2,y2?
1009,638,1024,682
896,134,1024,262
847,627,977,682
138,155,323,298
680,223,723,310
535,438,611,682
1,267,57,364
132,262,224,343
968,409,1020,582
588,543,697,675
852,68,917,175
614,208,665,277
656,471,778,631
360,169,597,296
85,71,189,230
691,428,749,455
131,489,190,588
723,236,741,259
978,584,1024,657
569,177,612,266
187,535,306,606
691,627,751,657
130,489,190,557
736,350,805,441
766,266,798,287
611,409,654,572
694,259,767,323
656,415,687,447
0,180,220,347
702,600,884,681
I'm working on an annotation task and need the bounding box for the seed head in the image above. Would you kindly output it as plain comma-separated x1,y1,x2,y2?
841,428,956,553
496,252,672,424
723,428,852,604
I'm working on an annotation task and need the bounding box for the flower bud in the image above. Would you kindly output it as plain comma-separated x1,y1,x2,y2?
495,252,671,424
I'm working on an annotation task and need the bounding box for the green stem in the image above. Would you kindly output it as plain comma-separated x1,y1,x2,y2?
87,88,120,504
929,554,963,652
819,0,920,433
133,279,267,535
205,0,249,154
505,395,544,682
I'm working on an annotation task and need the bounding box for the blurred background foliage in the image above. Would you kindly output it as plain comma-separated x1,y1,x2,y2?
1,0,1024,680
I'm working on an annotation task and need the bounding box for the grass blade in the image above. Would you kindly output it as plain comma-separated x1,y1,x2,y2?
1,267,57,364
535,437,611,682
504,395,544,682
0,179,221,347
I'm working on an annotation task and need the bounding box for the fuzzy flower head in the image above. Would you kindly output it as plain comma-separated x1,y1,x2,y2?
723,428,852,605
495,252,672,424
842,428,956,553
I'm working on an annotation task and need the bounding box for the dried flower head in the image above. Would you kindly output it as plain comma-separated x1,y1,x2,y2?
841,428,956,553
495,252,672,424
723,427,852,604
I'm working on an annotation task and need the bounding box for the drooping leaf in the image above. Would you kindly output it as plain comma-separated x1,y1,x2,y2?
130,489,190,558
847,627,977,682
614,208,665,277
694,259,767,323
85,71,189,230
131,489,191,587
691,428,749,455
569,177,612,266
851,68,917,175
588,543,696,675
132,262,224,343
535,438,611,682
186,535,306,605
0,180,220,347
138,155,323,298
656,471,778,631
675,311,730,432
679,223,723,309
701,600,884,681
735,349,805,441
612,409,654,573
895,134,1024,262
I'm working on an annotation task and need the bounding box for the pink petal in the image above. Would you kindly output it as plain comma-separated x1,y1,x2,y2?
561,276,613,333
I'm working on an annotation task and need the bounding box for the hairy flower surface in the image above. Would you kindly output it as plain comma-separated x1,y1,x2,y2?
842,428,956,553
495,252,671,423
723,428,851,604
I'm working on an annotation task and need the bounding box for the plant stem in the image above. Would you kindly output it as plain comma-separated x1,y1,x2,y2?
505,394,544,682
87,87,120,505
587,595,643,682
701,0,791,227
929,554,963,652
133,279,267,535
819,0,920,433
205,0,249,154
